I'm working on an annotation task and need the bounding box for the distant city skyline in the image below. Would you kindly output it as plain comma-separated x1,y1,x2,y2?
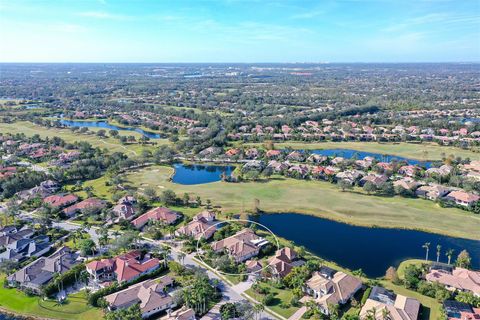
0,0,479,63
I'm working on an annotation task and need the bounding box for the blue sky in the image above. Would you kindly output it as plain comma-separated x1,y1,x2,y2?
0,0,479,62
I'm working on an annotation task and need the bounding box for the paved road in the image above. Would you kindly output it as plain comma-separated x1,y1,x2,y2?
20,210,277,319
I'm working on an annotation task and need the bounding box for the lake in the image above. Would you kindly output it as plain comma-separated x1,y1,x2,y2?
311,149,434,168
59,120,163,139
172,163,235,185
0,313,23,320
256,213,480,277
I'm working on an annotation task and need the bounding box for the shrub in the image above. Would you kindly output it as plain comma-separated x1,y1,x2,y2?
263,293,275,306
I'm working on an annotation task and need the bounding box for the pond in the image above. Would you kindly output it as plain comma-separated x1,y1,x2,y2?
0,313,23,320
171,163,235,185
59,120,163,139
311,149,434,168
256,213,480,277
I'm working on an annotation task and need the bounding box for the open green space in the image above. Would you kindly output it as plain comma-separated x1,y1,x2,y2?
244,141,480,161
0,275,103,320
123,165,480,240
397,259,429,280
0,121,170,155
245,284,299,318
380,280,441,320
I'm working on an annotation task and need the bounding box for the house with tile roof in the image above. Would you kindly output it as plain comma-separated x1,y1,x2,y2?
86,250,160,285
211,229,268,263
360,286,420,320
268,247,304,278
104,276,175,318
444,190,480,207
8,246,79,293
132,207,180,229
43,193,78,208
303,267,362,315
63,198,107,217
426,266,480,296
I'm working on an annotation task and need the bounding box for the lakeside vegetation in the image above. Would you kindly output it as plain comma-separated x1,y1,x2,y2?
245,141,480,161
121,165,480,240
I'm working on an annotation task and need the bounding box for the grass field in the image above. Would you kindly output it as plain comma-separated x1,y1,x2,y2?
245,285,299,318
0,275,103,320
0,121,169,155
244,141,480,161
397,259,429,280
380,280,441,320
123,165,480,240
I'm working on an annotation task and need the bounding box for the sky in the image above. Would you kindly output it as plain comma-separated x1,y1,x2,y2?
0,0,479,63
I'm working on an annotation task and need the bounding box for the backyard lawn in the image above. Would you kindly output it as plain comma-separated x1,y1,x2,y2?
122,165,480,240
245,283,299,318
0,275,103,320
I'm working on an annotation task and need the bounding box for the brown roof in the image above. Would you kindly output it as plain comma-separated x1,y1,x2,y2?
105,276,174,314
132,207,179,228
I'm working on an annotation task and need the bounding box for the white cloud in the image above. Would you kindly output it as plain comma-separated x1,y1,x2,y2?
78,11,132,21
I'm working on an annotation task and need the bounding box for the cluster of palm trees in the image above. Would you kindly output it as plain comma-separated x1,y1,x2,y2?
180,273,217,315
422,242,455,264
363,306,391,320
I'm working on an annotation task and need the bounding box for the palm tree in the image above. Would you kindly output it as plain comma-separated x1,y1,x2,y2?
161,245,171,267
253,303,265,320
178,252,186,265
422,242,430,261
365,307,377,320
382,307,391,320
436,244,442,262
446,249,455,265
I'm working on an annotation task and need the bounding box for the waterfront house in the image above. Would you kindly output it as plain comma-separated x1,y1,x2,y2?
211,229,268,263
444,190,480,207
443,300,480,320
360,286,420,320
303,267,362,315
268,247,304,278
415,184,450,200
426,265,480,296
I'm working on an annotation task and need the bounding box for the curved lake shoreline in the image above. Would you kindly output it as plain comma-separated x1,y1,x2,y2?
171,163,235,185
256,213,480,277
58,119,163,139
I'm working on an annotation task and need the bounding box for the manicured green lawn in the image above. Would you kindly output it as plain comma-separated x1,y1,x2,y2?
0,121,170,155
380,281,441,320
0,275,103,320
245,284,299,318
243,141,480,161
397,259,429,280
123,165,480,240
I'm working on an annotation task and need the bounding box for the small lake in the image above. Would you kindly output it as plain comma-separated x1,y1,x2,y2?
0,313,23,320
256,213,480,277
311,149,434,168
172,164,235,185
59,120,163,139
